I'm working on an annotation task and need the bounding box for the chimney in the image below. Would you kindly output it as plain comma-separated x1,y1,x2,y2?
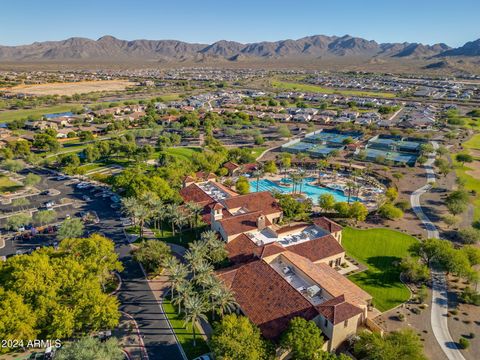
257,214,266,231
211,203,224,223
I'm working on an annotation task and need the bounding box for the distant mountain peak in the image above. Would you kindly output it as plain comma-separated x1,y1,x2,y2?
0,34,476,63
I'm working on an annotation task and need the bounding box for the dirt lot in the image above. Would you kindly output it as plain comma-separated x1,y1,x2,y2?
1,80,134,96
375,284,448,360
446,274,480,360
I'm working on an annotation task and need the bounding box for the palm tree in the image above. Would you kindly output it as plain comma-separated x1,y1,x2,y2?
171,212,187,241
173,280,193,315
194,261,214,288
212,286,238,319
156,201,168,237
316,159,328,183
134,203,149,237
184,249,205,278
185,201,203,231
346,181,355,204
166,260,188,301
122,197,140,226
297,170,306,195
200,230,218,243
252,169,263,192
166,203,178,234
188,240,208,259
183,294,208,347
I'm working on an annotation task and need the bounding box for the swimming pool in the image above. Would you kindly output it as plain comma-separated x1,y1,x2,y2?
249,177,360,204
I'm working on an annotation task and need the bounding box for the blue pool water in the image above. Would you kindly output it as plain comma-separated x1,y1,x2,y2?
44,112,74,119
249,177,360,204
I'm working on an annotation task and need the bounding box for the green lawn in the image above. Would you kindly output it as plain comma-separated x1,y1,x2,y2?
0,175,23,193
342,227,418,312
163,147,201,162
162,299,210,360
271,80,396,99
454,133,480,221
250,147,267,160
0,104,82,123
155,226,207,246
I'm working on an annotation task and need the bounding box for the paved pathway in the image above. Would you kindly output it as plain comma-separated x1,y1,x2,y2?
410,141,465,360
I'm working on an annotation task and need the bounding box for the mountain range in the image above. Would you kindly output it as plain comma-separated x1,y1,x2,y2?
0,34,478,63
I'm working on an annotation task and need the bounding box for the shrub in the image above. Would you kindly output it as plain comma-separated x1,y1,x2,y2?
397,313,405,321
458,227,480,244
459,338,470,349
378,202,404,220
459,287,480,306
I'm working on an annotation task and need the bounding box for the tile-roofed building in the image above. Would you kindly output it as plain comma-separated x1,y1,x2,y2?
214,211,272,241
286,234,344,265
280,251,372,309
316,295,363,325
222,191,282,220
223,161,240,175
216,259,318,340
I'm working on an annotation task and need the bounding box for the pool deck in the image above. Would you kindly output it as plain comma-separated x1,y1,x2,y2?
250,171,383,210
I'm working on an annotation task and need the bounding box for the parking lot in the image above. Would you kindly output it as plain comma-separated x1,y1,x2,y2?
0,168,124,257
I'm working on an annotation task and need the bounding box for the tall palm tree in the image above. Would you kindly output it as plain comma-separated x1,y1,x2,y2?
171,212,187,241
166,203,178,234
156,201,168,237
212,286,238,319
346,181,355,204
194,261,214,288
184,249,205,278
166,260,189,301
173,280,193,315
252,169,263,192
134,203,149,237
185,201,203,231
188,240,208,259
183,294,208,347
122,197,140,226
200,230,218,243
298,170,306,195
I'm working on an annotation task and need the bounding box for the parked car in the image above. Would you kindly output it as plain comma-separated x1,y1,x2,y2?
192,354,212,360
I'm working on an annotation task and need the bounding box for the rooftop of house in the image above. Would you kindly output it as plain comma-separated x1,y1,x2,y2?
316,295,363,325
216,259,318,340
226,221,345,264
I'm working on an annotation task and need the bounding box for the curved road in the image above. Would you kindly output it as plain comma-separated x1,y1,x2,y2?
410,141,465,360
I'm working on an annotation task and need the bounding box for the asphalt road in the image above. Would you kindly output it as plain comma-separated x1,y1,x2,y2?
410,142,465,360
0,168,184,360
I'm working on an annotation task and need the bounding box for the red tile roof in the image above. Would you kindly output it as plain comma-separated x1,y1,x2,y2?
226,234,259,264
218,211,271,237
286,234,344,263
179,183,213,204
223,161,240,172
216,259,318,339
223,191,281,216
313,217,343,233
316,295,363,325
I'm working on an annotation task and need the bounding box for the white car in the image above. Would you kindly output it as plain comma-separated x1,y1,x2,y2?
192,354,212,360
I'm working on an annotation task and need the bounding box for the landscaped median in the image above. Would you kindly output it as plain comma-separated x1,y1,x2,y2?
342,227,418,312
162,299,210,360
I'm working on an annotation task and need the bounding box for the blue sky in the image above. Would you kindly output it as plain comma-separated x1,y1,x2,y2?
0,0,478,47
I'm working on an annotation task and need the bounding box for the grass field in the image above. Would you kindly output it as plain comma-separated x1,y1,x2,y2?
163,147,202,162
342,227,417,312
0,175,23,193
162,299,210,359
0,104,82,123
454,133,480,221
271,80,396,99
